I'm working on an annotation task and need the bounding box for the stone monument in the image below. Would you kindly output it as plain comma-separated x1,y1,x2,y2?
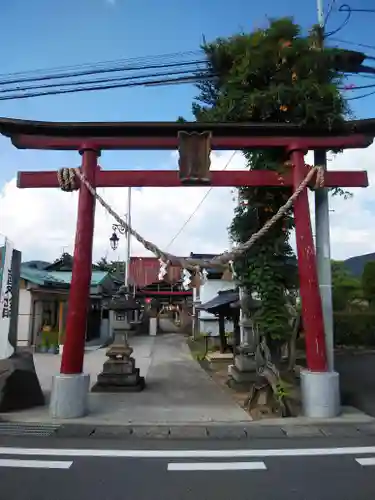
92,286,145,392
0,243,45,411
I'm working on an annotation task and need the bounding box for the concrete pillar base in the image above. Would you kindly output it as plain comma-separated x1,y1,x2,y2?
49,373,90,419
300,370,340,418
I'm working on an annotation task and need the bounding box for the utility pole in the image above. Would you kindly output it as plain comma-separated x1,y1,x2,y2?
315,0,335,371
124,187,132,290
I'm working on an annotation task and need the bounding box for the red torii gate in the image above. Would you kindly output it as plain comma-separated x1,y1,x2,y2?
0,118,371,413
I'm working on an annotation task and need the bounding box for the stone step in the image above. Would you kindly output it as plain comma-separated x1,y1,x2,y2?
206,353,233,363
228,364,257,384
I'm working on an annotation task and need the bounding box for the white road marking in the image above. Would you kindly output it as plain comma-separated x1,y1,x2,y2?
355,457,375,467
168,461,267,471
0,459,72,469
1,446,375,459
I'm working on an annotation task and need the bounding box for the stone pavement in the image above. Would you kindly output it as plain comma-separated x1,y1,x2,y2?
3,334,251,426
1,334,375,440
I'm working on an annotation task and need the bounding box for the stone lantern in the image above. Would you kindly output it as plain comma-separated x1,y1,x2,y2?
92,286,145,392
228,289,261,385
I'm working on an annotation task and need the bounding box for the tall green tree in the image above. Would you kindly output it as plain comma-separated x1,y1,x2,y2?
191,18,347,361
362,261,375,307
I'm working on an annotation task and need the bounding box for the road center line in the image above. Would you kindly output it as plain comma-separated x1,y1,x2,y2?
1,446,375,459
0,459,73,469
355,457,375,467
168,461,267,471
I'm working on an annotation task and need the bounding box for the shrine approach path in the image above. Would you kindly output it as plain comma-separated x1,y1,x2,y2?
5,334,251,425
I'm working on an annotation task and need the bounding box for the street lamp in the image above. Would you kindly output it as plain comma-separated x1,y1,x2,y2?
109,221,127,251
109,232,120,251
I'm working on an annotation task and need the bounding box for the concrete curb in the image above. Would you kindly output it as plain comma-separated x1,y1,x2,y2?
2,421,375,440
62,422,375,440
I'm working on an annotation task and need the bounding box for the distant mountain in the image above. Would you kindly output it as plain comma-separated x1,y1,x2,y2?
343,253,375,278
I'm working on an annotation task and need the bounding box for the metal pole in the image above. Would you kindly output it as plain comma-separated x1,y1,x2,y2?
124,187,132,289
316,0,324,26
314,0,335,371
314,151,334,371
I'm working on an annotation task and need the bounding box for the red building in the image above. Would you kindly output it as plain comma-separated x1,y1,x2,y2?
128,257,192,307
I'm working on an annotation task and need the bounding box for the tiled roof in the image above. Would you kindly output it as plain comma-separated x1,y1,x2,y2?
20,266,110,287
198,289,261,312
47,271,109,286
20,267,67,286
198,289,238,311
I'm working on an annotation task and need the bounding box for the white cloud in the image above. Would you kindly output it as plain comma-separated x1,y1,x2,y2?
0,145,374,264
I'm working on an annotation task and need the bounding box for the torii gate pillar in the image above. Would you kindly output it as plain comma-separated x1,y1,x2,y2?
290,147,340,418
50,148,99,419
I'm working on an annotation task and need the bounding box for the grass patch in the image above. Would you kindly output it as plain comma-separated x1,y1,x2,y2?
187,336,208,361
187,334,223,361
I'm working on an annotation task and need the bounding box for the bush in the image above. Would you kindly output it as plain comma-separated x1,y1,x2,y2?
334,312,375,347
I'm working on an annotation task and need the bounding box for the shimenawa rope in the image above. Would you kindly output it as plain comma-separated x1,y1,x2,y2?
57,164,324,270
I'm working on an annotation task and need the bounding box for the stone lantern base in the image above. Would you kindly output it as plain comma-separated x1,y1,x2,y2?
91,341,145,393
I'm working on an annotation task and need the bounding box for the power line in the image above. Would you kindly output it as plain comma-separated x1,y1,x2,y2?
345,7,375,13
0,58,205,87
2,63,375,102
4,67,375,101
0,65,205,94
0,72,215,101
324,0,337,26
0,34,374,101
325,3,375,38
0,50,203,83
330,37,375,51
347,89,375,100
0,52,209,100
324,3,352,37
340,82,375,90
354,74,375,80
165,152,237,251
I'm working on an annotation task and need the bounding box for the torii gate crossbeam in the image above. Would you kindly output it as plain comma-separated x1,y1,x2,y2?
18,169,368,189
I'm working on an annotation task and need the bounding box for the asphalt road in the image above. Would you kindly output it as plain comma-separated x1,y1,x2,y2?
1,436,375,500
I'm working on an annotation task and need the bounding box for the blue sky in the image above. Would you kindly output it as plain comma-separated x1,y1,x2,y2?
0,0,374,188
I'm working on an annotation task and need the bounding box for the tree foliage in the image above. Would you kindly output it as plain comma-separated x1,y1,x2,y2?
331,260,362,311
362,261,375,307
95,257,124,275
95,256,111,271
191,18,347,355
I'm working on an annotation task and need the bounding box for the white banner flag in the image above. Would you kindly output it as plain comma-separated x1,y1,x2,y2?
0,238,15,359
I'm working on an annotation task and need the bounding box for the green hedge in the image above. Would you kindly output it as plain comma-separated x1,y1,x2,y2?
334,312,375,347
